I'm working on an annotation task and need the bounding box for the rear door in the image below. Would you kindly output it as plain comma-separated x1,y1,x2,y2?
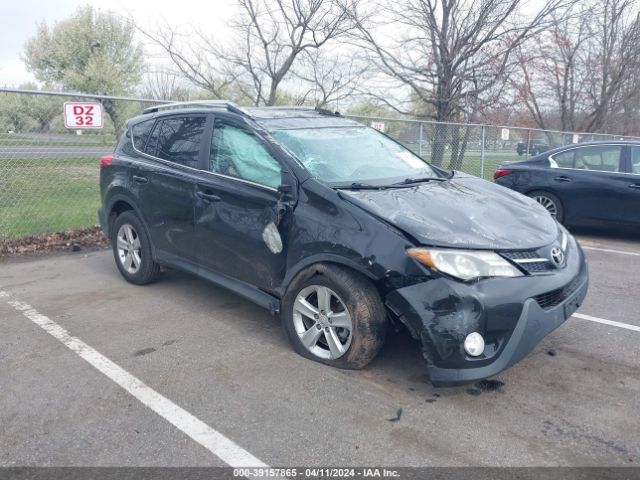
134,114,211,261
193,117,290,292
549,144,628,224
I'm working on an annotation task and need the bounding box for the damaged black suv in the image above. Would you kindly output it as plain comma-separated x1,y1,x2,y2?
99,101,589,385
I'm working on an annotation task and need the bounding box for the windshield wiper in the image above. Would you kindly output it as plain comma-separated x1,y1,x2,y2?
334,182,384,190
392,176,446,186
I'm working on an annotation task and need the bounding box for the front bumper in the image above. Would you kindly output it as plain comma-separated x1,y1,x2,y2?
385,240,589,386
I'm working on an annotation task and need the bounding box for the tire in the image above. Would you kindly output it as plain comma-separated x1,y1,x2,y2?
111,210,161,285
527,190,565,223
281,263,387,369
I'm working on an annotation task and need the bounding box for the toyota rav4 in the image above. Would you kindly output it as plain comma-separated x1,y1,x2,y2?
99,101,589,385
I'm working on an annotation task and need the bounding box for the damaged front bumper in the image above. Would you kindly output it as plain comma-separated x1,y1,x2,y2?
386,241,589,386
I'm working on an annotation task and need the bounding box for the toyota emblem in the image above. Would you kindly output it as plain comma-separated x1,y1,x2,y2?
550,246,565,266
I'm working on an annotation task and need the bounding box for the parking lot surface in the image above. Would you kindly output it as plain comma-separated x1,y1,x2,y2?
1,229,639,467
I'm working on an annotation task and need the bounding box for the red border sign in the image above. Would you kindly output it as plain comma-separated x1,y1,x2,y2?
64,102,104,129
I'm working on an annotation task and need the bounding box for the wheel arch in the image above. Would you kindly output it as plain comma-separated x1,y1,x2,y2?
279,255,380,297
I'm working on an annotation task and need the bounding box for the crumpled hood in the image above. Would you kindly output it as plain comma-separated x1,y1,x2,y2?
340,173,558,250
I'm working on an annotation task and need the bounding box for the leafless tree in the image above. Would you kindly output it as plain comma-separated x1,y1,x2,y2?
582,0,640,132
350,0,571,167
141,0,356,106
292,49,370,108
140,70,192,101
512,0,640,134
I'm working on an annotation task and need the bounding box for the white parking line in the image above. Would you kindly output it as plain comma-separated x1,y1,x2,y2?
0,289,268,470
580,245,640,257
573,313,640,333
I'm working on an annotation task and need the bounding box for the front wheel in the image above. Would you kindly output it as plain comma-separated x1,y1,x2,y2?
281,264,387,369
528,190,565,223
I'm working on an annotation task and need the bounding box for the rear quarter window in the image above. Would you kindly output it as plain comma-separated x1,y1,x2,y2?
131,119,156,151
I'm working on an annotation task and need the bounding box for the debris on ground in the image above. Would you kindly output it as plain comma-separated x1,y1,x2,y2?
466,379,505,396
387,408,403,422
0,226,108,257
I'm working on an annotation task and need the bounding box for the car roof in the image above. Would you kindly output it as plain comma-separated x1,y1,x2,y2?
127,102,364,130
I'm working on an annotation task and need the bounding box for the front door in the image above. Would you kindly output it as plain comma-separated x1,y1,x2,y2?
622,146,640,225
194,118,291,292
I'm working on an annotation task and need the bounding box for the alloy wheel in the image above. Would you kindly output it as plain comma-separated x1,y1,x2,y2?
292,285,353,360
533,195,558,217
116,223,142,274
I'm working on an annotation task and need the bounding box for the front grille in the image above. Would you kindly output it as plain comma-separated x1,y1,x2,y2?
501,250,555,274
533,276,581,310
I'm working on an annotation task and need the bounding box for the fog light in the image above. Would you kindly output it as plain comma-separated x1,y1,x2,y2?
464,332,485,357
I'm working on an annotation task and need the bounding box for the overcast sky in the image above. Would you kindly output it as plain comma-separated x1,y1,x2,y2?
0,0,237,86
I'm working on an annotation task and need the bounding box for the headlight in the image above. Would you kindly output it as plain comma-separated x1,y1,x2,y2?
406,248,523,281
557,222,569,252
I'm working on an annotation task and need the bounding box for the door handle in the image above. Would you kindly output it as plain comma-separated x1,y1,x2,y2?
196,191,221,202
553,176,571,182
132,175,148,184
628,183,640,190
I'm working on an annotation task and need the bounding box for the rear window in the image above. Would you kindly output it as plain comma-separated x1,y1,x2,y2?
147,116,206,167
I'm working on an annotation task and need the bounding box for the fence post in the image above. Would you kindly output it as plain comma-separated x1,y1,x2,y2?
526,129,532,158
418,122,424,158
480,125,485,179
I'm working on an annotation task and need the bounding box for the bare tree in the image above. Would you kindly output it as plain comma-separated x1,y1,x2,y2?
512,0,640,134
350,0,570,167
142,0,355,106
140,70,192,101
582,0,640,132
292,49,369,108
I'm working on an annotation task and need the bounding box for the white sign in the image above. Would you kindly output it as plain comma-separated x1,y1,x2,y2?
371,121,385,132
64,102,103,129
501,128,510,141
572,134,580,144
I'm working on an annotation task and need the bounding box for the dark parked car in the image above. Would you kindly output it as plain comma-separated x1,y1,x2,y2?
495,141,640,227
516,140,550,156
99,101,588,385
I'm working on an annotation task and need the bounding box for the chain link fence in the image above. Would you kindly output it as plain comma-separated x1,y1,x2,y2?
0,89,168,245
2,88,639,245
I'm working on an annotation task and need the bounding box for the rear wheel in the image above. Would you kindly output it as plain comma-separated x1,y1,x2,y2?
281,264,387,369
528,190,564,223
111,211,161,285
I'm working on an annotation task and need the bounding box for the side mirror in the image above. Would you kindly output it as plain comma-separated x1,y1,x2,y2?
277,171,296,200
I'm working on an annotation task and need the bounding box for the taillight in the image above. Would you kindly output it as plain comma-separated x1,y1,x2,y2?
493,168,512,180
100,155,113,168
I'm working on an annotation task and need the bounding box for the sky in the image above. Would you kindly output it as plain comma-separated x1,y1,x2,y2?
0,0,237,86
0,0,549,88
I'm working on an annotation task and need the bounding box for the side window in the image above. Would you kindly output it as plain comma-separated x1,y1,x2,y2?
209,122,282,188
150,116,206,167
574,145,621,172
631,147,640,174
131,119,155,151
552,150,575,168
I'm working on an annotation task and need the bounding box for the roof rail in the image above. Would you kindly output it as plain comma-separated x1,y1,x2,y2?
259,105,342,117
142,100,251,117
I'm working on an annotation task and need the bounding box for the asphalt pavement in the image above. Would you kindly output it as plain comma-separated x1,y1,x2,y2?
0,229,638,467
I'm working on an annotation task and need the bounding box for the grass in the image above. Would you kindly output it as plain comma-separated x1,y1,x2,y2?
0,132,117,147
0,157,100,240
